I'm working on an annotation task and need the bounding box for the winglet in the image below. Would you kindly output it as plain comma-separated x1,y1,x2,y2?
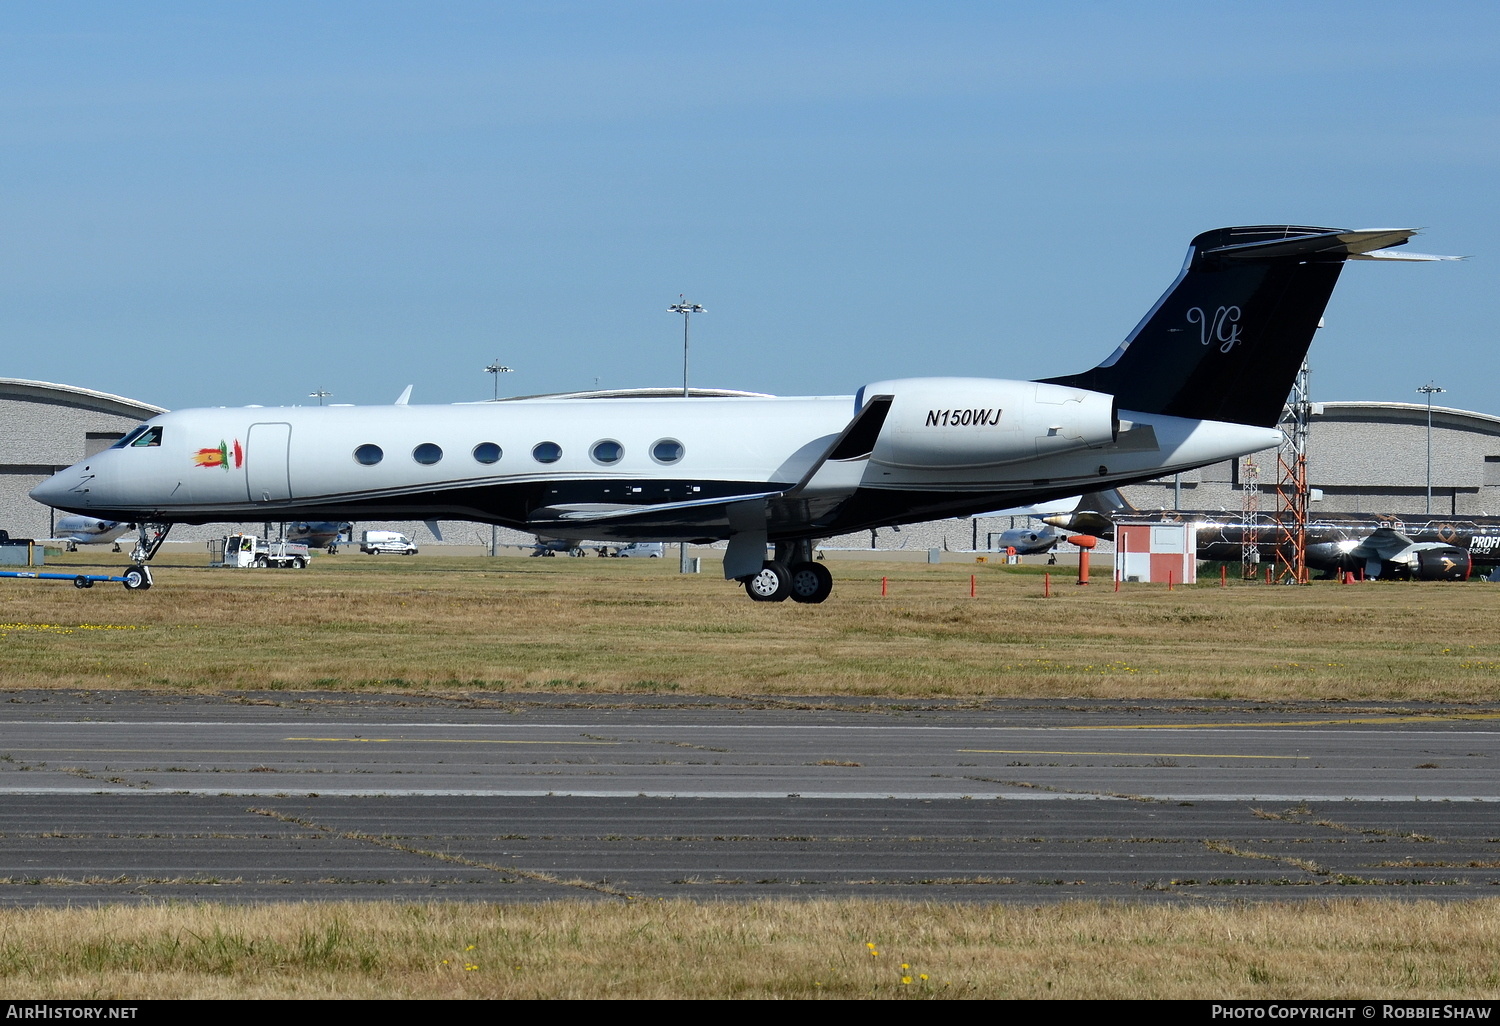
394,385,413,406
785,395,894,496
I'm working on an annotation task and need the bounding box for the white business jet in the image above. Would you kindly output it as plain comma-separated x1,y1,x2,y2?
31,225,1449,602
47,515,132,551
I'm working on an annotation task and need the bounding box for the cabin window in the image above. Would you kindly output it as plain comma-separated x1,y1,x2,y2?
591,440,624,465
354,444,384,466
413,442,443,465
532,441,562,464
650,438,684,465
473,442,502,464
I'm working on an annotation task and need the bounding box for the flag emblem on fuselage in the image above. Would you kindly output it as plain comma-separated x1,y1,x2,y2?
193,439,243,469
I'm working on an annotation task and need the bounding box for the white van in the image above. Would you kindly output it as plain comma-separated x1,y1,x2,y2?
360,530,418,555
615,542,664,558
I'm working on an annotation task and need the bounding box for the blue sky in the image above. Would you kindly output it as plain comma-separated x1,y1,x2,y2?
2,2,1496,413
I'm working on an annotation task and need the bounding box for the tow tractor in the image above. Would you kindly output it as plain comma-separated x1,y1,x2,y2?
210,533,310,569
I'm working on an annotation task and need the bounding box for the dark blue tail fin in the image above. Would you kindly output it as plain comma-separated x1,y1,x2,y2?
1042,226,1417,428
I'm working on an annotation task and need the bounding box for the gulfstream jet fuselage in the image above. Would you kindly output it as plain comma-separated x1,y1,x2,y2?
31,225,1447,602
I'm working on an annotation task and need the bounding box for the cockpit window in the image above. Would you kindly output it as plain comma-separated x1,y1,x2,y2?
129,426,163,447
110,425,151,449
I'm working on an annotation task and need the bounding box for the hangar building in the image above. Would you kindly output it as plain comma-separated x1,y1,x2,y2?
0,379,165,540
1119,401,1500,519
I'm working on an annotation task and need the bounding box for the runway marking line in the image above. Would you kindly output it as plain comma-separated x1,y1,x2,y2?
1069,713,1500,730
285,737,621,746
958,749,1308,760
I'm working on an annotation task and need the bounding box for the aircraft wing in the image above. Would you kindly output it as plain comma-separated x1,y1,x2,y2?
529,490,784,528
1347,526,1417,562
527,396,894,538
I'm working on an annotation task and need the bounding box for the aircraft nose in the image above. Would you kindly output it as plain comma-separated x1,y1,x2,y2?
29,466,87,508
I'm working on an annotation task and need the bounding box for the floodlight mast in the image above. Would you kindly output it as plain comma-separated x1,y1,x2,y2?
668,299,706,398
483,361,515,560
1417,382,1445,514
485,361,514,400
308,390,332,406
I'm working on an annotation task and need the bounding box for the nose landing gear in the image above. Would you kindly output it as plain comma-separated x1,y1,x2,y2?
129,523,173,564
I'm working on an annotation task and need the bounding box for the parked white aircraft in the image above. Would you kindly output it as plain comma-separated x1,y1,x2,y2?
47,515,131,551
30,225,1445,602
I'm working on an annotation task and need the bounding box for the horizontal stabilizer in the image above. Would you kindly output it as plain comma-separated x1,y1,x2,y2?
1200,228,1417,261
1350,250,1467,262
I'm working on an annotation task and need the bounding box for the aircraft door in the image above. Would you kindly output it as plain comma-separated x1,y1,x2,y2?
245,423,292,502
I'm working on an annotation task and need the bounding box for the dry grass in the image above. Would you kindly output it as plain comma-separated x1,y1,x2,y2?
0,899,1496,999
6,558,1499,999
5,552,1500,701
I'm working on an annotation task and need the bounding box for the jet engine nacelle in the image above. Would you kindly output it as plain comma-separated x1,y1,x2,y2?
861,377,1118,469
1388,547,1472,581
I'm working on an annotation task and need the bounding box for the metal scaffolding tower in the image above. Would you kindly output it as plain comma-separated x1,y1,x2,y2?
1240,455,1261,581
1274,360,1311,584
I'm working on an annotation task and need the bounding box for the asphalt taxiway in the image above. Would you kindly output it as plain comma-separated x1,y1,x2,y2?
0,691,1496,904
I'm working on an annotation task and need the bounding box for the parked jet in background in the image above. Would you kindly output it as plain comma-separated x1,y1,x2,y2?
989,524,1067,556
31,225,1446,602
286,521,352,552
1044,490,1481,580
531,536,611,557
47,515,131,551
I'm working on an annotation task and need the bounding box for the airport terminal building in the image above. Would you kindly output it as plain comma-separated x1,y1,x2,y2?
5,378,1499,552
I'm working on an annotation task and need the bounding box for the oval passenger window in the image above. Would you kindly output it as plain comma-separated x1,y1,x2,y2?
592,440,624,464
651,438,684,464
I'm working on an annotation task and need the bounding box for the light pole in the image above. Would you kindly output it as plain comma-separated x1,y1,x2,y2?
308,389,332,406
485,361,514,400
483,362,514,558
668,298,706,573
668,298,705,398
1417,382,1445,514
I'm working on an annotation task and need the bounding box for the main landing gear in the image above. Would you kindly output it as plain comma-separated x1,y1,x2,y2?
742,541,834,604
